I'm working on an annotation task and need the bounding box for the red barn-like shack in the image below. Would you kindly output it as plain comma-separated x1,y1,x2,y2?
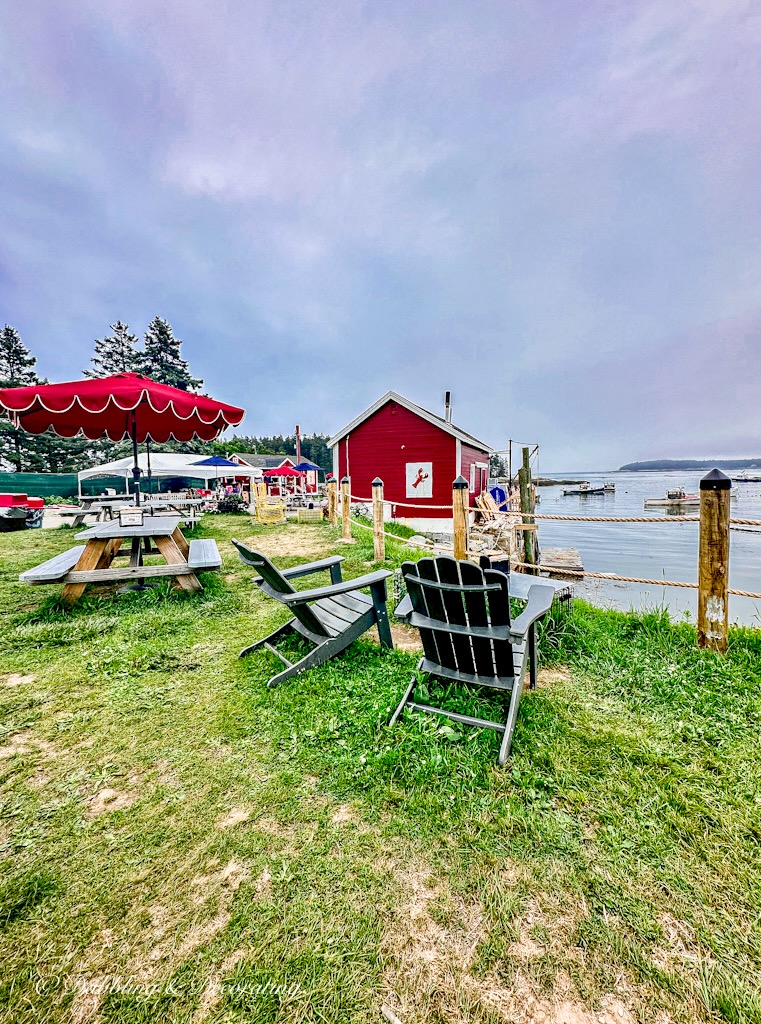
329,392,493,533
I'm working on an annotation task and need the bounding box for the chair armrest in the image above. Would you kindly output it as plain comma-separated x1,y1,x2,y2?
509,584,555,640
281,569,391,604
279,555,344,580
394,594,413,622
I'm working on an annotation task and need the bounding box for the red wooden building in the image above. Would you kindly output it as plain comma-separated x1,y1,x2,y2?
329,391,493,532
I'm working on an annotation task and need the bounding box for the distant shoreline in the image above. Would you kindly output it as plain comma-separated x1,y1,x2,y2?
619,459,761,471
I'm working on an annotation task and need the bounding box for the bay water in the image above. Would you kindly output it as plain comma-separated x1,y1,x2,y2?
535,469,761,627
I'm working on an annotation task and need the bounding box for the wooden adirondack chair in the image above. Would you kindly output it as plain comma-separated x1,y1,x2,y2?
231,540,393,687
392,556,554,763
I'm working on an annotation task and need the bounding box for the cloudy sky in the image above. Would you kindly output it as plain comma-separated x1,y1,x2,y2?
1,0,759,469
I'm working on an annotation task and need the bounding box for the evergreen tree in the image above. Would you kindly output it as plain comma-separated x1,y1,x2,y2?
140,317,202,391
83,321,140,378
0,325,43,471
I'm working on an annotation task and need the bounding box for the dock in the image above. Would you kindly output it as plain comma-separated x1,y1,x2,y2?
538,547,583,576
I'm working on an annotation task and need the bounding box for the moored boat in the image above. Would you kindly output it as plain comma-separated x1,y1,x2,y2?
562,482,605,496
731,470,761,482
644,487,736,509
603,481,615,491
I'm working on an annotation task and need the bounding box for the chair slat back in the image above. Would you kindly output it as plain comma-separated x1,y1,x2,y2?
231,540,330,638
403,556,514,680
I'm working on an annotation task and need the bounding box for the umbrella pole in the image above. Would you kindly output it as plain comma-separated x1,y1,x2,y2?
131,414,141,506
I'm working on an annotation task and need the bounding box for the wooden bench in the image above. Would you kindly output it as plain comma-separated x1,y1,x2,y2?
21,546,87,584
57,509,97,528
188,539,222,571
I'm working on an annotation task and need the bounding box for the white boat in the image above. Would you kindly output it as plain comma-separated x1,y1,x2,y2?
732,469,761,482
603,481,615,492
644,487,736,509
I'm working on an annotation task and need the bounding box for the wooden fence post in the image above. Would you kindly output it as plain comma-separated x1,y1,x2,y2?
327,477,337,526
372,477,385,561
453,475,469,560
518,446,536,573
341,476,352,541
697,468,731,651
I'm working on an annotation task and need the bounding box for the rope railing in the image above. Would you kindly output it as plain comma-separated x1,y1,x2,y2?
328,468,757,649
350,493,454,511
511,561,761,601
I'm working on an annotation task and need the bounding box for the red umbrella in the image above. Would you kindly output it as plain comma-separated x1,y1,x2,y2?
262,467,306,477
0,372,245,503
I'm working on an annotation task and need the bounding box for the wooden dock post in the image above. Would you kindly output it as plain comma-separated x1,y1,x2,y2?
341,476,352,541
518,446,536,573
372,478,385,562
453,475,469,561
327,477,337,526
697,468,731,651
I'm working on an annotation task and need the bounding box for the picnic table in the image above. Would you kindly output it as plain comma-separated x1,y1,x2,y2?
20,515,221,604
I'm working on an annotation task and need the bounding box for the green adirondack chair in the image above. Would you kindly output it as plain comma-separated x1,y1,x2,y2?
392,555,554,763
232,540,393,687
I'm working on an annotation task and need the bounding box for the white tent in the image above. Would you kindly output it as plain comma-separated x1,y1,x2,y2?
78,453,261,495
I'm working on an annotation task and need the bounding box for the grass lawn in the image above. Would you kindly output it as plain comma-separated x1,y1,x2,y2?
1,515,761,1024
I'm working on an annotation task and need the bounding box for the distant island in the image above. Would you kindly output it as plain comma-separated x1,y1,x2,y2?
620,458,761,471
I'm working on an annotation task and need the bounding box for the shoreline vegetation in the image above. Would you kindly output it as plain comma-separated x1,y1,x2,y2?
620,459,761,472
2,516,760,1022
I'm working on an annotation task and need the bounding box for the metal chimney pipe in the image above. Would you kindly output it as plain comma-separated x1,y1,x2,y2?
444,391,452,423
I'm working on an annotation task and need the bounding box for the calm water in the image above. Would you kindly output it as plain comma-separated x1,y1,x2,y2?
534,470,761,627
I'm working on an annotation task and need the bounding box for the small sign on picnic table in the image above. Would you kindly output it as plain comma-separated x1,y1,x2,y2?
118,508,144,528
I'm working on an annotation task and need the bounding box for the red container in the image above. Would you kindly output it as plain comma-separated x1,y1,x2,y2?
0,493,29,506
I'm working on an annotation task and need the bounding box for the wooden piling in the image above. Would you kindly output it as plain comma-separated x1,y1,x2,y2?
697,468,731,651
452,475,469,561
518,446,536,573
341,476,351,541
372,478,385,562
327,477,337,526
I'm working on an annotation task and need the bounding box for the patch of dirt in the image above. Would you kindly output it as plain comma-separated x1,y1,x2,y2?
190,860,249,905
69,984,103,1024
177,911,231,957
536,666,573,688
86,787,138,817
255,816,300,839
192,948,248,1023
254,867,272,898
477,971,637,1024
389,622,424,652
216,806,251,829
254,526,333,560
3,673,36,687
0,731,57,760
382,862,636,1024
331,804,357,825
652,913,700,973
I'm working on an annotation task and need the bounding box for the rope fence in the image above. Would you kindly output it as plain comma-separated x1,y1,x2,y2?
511,561,761,601
326,466,758,648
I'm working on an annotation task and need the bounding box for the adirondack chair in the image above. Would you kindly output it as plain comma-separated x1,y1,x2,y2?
231,540,393,687
392,556,554,763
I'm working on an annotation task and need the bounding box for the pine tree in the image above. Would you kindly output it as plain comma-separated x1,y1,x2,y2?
140,317,202,391
83,321,140,378
0,325,44,471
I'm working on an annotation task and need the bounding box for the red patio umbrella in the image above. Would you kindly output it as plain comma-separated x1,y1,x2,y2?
262,467,306,477
0,372,245,503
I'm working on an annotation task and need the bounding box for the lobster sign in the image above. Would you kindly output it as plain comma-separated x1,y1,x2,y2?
406,462,433,499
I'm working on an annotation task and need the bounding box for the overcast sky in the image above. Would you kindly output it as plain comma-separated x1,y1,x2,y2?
1,0,759,469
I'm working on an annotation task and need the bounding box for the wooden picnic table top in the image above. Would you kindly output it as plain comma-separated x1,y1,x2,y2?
75,515,182,540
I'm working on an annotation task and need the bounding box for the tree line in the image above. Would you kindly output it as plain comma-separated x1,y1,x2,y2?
0,321,332,472
1,318,201,472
